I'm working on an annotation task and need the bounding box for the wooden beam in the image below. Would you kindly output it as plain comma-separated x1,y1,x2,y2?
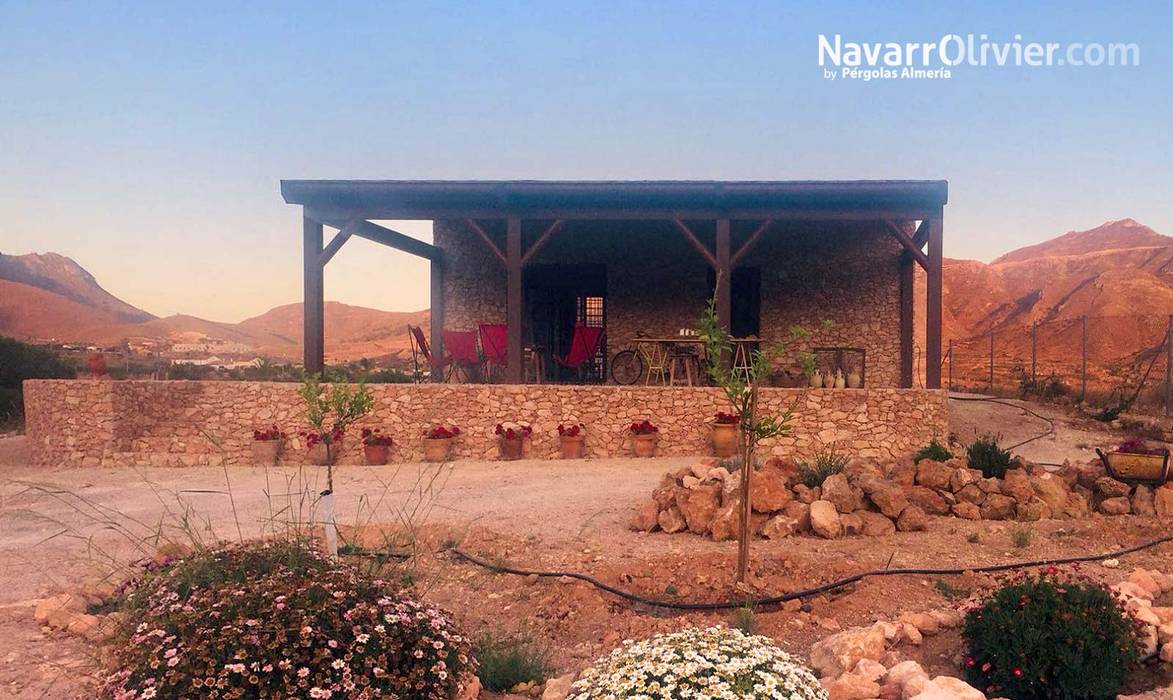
716,219,731,331
465,218,507,266
506,217,524,383
318,224,354,267
303,213,325,376
671,218,717,268
925,216,944,389
730,219,772,267
305,209,440,261
885,220,930,271
521,219,563,266
911,219,929,248
302,205,941,223
430,256,445,383
899,256,914,388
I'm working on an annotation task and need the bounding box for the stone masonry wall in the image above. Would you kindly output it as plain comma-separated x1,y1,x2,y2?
433,219,903,387
24,380,947,468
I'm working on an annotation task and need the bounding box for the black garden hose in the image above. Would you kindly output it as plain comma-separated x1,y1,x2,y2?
448,533,1173,612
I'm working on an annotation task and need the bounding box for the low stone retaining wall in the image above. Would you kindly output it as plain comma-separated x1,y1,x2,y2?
22,380,948,468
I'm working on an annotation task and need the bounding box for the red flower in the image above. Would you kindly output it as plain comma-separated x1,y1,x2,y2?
714,411,740,425
557,423,585,437
253,425,286,441
965,656,976,667
629,419,658,435
1012,667,1024,678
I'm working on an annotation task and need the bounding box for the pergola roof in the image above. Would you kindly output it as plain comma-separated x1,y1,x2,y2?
280,179,948,219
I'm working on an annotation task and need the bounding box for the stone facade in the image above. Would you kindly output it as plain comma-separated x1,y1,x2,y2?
24,380,947,467
433,219,905,388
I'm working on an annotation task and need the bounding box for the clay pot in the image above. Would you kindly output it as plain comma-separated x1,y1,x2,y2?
308,439,342,466
711,423,739,458
846,371,862,388
834,369,846,389
423,437,453,463
497,437,524,461
559,435,586,459
823,371,835,388
251,439,282,466
363,444,390,465
809,370,823,388
631,433,658,458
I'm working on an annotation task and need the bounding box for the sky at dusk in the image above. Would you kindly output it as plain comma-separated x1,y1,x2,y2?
1,1,1171,322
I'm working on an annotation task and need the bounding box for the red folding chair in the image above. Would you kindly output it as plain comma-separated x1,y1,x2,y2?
478,323,508,380
407,325,445,383
442,329,481,382
554,324,606,382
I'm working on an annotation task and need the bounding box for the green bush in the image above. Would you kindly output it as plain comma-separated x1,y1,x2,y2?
963,569,1139,700
914,437,953,464
473,631,551,692
797,448,848,488
104,540,473,700
0,335,74,426
967,434,1012,479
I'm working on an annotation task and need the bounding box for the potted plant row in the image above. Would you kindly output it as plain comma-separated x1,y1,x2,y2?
251,425,287,466
629,419,659,458
495,421,532,460
557,422,587,459
423,423,460,462
302,428,345,466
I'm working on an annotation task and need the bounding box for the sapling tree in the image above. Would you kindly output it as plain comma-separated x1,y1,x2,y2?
696,281,829,584
298,375,374,555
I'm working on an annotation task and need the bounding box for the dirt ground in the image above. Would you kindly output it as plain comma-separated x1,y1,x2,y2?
1,397,1170,699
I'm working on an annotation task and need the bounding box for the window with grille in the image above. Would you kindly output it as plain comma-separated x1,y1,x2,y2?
576,295,606,380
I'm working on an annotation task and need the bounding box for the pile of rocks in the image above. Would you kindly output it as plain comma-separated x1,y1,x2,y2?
1111,568,1173,663
630,454,1173,540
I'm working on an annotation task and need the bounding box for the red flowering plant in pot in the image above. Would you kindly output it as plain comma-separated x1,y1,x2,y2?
494,421,533,461
628,419,659,458
360,428,393,465
711,411,740,458
1097,438,1171,484
250,425,286,466
557,422,587,459
422,423,460,462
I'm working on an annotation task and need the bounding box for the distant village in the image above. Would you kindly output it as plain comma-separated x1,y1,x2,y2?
49,335,266,373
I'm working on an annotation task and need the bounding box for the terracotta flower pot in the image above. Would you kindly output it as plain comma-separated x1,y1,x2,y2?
498,437,524,461
251,439,282,466
559,435,586,459
423,437,453,463
363,444,390,465
631,433,658,458
711,423,739,458
307,439,342,466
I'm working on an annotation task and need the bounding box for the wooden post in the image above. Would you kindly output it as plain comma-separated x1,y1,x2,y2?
1080,315,1088,402
430,256,445,383
303,213,325,376
925,216,944,389
715,219,731,331
899,256,914,388
1165,315,1171,416
1031,323,1037,385
506,216,523,383
989,330,995,390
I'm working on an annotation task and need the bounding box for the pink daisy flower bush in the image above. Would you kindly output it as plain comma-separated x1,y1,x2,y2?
569,626,827,700
101,540,472,699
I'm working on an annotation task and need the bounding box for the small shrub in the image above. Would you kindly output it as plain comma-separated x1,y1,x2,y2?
914,437,953,463
966,531,982,544
729,603,757,635
968,434,1012,479
1010,526,1033,549
934,579,971,600
797,448,848,488
570,627,826,699
473,631,551,692
104,540,472,700
963,569,1139,699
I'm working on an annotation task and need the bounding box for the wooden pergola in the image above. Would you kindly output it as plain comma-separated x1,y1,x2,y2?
280,180,948,388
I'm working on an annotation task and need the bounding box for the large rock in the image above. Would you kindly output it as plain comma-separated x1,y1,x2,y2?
658,507,687,533
862,479,910,518
821,673,881,700
783,500,812,532
1016,497,1052,522
811,500,843,539
793,484,822,504
980,494,1016,520
910,676,986,700
858,511,897,536
1076,461,1107,489
809,624,887,678
676,483,722,534
906,486,949,515
1099,496,1131,515
762,456,799,482
652,483,676,510
840,513,864,536
882,660,929,699
1001,469,1034,503
1095,476,1131,498
1132,485,1157,517
709,501,738,541
751,468,794,512
897,505,928,531
1031,473,1069,515
1156,486,1173,518
761,514,797,539
1063,492,1090,518
916,460,954,490
628,500,659,532
952,502,981,520
949,468,981,492
890,460,917,486
976,477,1001,494
823,474,864,513
541,675,575,700
955,484,986,505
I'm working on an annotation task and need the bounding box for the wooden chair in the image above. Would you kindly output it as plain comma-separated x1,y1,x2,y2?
668,343,699,386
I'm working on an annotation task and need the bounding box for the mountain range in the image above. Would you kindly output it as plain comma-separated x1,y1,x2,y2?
2,218,1170,370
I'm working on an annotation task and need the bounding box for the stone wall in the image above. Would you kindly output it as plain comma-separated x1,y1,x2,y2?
24,380,947,468
433,219,904,387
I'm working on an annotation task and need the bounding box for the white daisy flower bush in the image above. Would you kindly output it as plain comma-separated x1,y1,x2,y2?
569,627,828,700
101,540,472,700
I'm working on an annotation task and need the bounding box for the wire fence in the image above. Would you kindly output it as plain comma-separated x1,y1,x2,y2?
943,314,1172,416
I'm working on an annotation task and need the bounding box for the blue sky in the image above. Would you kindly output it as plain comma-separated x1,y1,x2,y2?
1,1,1170,321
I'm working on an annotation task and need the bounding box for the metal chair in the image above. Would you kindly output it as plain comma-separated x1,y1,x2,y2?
554,324,606,382
407,325,446,383
477,323,508,380
441,329,481,382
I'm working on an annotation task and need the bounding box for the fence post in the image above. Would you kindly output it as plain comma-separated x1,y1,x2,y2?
1165,314,1171,416
989,330,995,391
947,339,953,392
1031,323,1037,385
1080,315,1088,402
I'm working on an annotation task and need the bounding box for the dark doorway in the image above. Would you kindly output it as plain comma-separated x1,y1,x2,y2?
525,264,607,381
707,267,761,337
